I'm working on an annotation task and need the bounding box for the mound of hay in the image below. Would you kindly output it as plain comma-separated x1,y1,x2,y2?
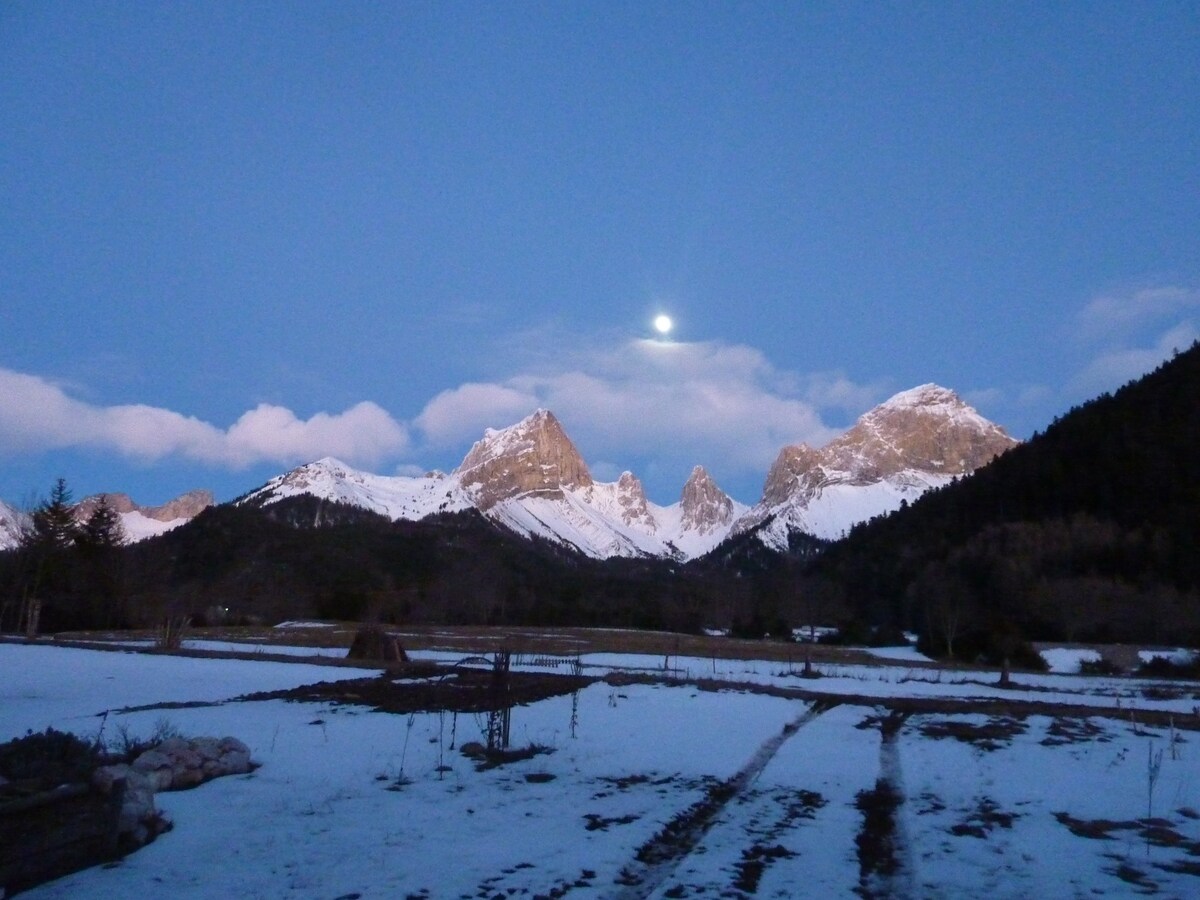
346,625,409,663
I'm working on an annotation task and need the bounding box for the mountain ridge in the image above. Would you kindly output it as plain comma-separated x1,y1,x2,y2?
243,384,1013,559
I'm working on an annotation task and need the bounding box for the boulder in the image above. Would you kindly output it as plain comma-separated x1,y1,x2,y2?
131,749,174,791
131,736,256,793
91,764,166,848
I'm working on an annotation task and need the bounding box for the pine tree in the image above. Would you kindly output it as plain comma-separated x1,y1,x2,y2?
20,477,82,635
79,496,126,550
78,496,128,627
30,477,80,550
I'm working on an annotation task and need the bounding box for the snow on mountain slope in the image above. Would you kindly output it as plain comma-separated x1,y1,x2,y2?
243,414,745,560
486,475,748,561
749,473,955,546
0,499,28,550
734,384,1016,547
116,510,191,542
651,495,750,559
487,489,670,559
242,388,1010,559
243,457,472,520
75,490,215,544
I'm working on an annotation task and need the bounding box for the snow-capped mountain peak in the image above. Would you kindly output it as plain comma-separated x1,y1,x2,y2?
735,384,1016,546
240,385,1013,561
679,466,737,535
72,490,214,542
0,499,29,550
454,408,592,509
243,456,471,520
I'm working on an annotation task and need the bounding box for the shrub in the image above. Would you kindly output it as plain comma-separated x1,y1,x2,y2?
0,728,103,790
1079,657,1123,676
1137,654,1200,679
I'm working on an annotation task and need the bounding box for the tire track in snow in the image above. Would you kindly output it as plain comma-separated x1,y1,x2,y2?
606,699,839,899
854,710,918,899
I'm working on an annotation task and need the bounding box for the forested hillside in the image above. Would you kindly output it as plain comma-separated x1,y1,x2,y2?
1,493,802,636
810,341,1200,654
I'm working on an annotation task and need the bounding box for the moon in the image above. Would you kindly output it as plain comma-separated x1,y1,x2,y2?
653,314,673,335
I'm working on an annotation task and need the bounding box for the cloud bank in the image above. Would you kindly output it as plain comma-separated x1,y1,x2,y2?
1077,285,1199,340
1069,321,1198,397
14,282,1191,494
1069,284,1198,397
0,368,409,468
415,339,849,475
0,336,872,493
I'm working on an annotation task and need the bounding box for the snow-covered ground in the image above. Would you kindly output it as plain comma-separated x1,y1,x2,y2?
1041,647,1102,674
5,642,1200,898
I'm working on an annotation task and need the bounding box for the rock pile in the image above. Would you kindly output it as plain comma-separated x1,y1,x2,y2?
91,736,255,848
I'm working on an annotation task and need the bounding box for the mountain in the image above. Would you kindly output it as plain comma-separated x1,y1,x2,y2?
245,410,746,560
243,458,472,522
732,385,1017,546
0,499,28,551
457,409,593,508
810,342,1200,649
73,490,215,542
244,390,1012,561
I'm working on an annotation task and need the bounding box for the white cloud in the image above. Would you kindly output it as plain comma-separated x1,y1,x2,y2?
1077,285,1199,340
0,368,409,468
800,371,888,417
1069,321,1197,398
414,338,849,477
415,383,539,447
224,402,408,467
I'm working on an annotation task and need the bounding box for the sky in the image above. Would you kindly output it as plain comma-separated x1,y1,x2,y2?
1,2,1197,508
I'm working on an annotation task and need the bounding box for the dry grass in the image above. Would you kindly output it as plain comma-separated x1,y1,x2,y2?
48,622,915,668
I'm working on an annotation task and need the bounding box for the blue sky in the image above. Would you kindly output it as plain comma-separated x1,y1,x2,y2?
2,2,1197,507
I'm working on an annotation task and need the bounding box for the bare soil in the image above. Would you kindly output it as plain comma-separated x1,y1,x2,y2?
241,667,591,715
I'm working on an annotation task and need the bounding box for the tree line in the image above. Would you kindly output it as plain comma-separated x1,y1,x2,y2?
806,341,1200,658
1,478,127,634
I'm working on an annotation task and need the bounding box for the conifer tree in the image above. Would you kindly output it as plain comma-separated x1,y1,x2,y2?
20,478,82,635
78,496,127,627
30,477,80,550
79,496,125,550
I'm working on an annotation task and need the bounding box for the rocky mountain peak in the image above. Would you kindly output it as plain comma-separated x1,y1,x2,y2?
75,489,214,525
74,493,137,518
0,499,29,550
878,383,962,412
760,443,824,507
610,471,654,527
148,490,215,523
454,409,593,509
738,384,1018,544
680,466,736,534
267,457,360,495
826,385,1016,482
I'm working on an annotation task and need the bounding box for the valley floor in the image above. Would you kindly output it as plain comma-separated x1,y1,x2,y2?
4,637,1200,898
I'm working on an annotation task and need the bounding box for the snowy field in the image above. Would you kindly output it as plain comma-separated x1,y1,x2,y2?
5,642,1200,898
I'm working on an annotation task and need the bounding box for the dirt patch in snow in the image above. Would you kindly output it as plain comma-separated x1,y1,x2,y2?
240,668,592,714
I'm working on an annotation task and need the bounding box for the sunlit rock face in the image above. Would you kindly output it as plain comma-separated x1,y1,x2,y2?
735,385,1017,544
72,490,215,543
819,384,1017,482
679,466,736,535
607,471,656,529
455,409,593,510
